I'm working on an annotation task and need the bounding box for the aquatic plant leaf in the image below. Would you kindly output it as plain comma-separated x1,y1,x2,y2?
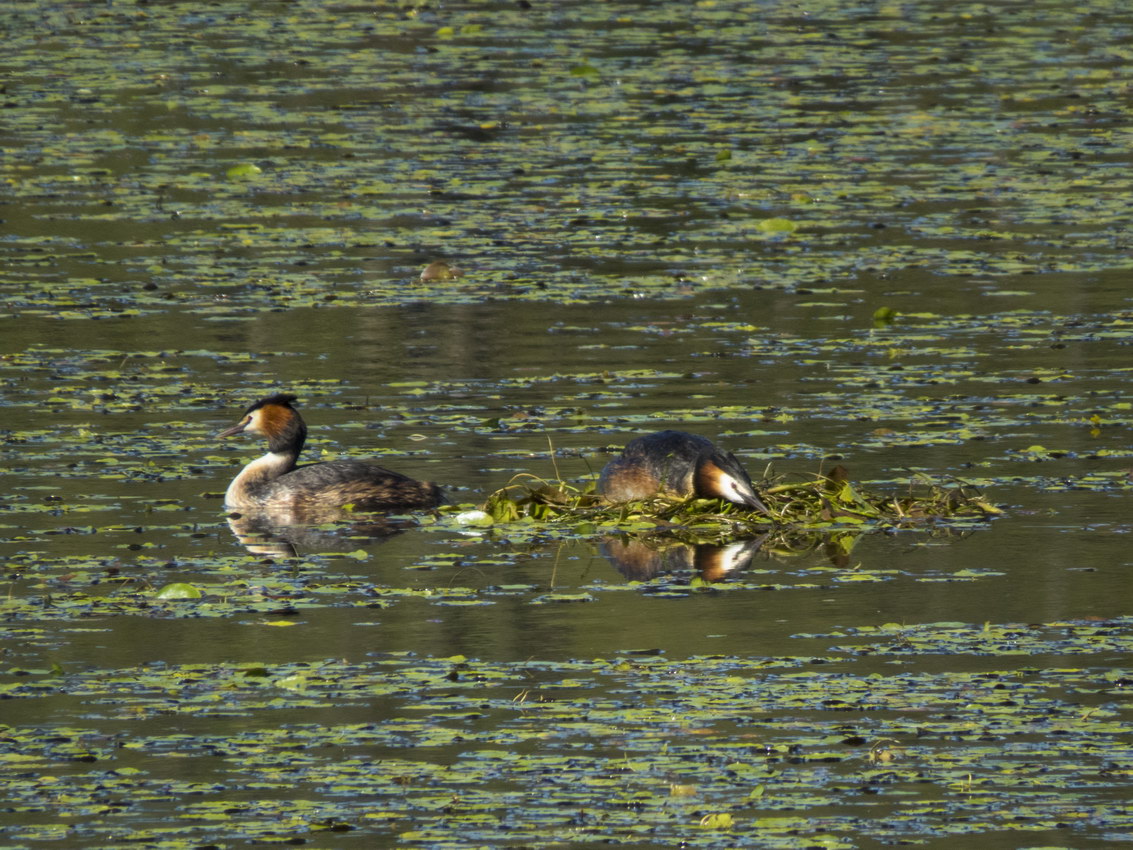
6,637,1130,846
756,218,799,234
224,162,263,180
154,582,202,599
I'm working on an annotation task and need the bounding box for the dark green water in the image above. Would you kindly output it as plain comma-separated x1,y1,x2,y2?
2,1,1131,847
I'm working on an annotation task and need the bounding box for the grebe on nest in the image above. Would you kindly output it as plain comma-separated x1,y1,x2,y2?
217,393,444,512
597,430,768,514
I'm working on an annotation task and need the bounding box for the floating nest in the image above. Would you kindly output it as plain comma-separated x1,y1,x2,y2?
482,465,1002,546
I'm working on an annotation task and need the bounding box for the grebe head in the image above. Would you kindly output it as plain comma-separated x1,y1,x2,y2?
218,393,307,454
696,453,769,514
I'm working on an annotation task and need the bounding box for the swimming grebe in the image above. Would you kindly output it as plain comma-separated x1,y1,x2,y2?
597,430,769,514
217,394,444,512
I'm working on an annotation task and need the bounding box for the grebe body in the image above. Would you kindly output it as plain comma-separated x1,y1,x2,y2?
597,430,767,513
218,394,443,512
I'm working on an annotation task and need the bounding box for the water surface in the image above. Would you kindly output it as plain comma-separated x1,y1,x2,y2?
2,1,1132,847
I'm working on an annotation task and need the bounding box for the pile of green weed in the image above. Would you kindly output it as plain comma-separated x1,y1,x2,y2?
483,468,1001,542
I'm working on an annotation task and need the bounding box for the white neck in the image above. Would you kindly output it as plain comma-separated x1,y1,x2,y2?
224,451,296,509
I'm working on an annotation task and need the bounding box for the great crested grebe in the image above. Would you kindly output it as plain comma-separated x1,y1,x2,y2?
217,393,444,512
597,430,769,514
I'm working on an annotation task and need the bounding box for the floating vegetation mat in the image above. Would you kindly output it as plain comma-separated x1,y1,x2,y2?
2,634,1131,848
481,469,1003,545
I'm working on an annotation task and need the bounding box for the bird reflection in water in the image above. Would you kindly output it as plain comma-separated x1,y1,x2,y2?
225,506,414,557
600,535,768,582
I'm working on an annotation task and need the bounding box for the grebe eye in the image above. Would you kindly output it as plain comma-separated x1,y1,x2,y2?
716,472,751,503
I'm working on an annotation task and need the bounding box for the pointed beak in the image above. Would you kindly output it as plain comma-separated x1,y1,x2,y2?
704,459,772,516
217,418,248,439
742,491,771,516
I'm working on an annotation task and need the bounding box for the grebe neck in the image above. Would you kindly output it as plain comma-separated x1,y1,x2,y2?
224,449,300,509
267,417,306,455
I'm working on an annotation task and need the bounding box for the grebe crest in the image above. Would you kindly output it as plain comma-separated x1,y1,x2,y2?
219,393,305,448
217,393,444,513
693,452,766,511
598,430,769,515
